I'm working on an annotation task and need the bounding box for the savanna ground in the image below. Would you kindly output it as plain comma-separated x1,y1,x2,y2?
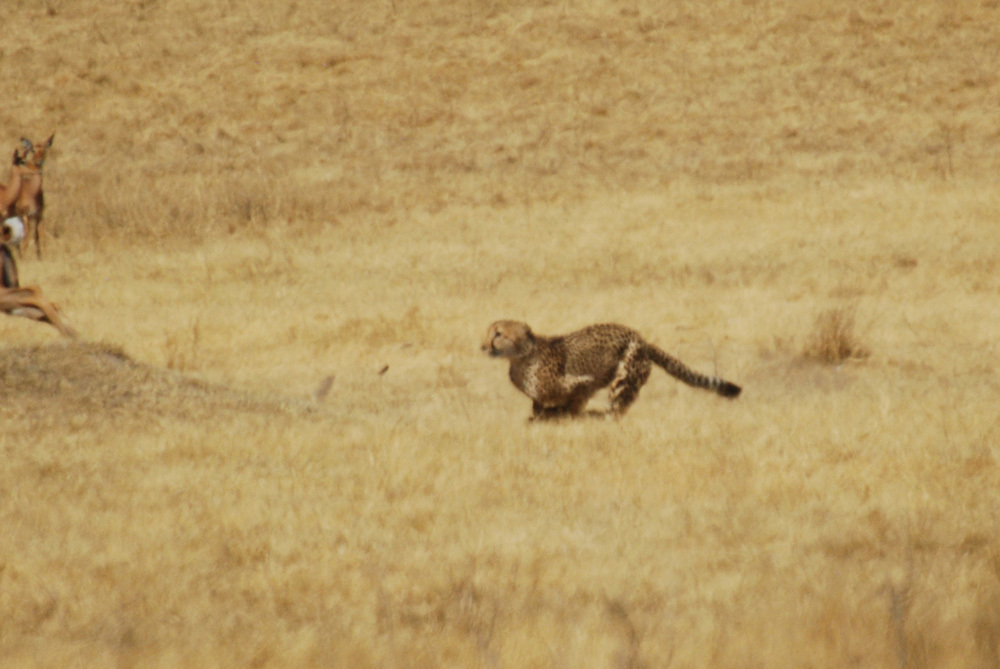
2,0,1000,666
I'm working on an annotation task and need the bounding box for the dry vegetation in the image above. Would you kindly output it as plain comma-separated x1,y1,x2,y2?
2,0,1000,666
803,305,871,364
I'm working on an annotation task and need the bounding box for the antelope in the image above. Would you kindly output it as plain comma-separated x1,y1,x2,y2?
2,219,22,287
0,208,75,336
11,134,53,259
0,285,77,337
0,149,27,226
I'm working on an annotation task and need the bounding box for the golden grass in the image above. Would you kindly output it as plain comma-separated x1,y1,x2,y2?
1,0,1000,666
803,305,871,365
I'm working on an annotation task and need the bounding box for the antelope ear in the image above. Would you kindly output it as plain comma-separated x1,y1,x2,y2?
44,134,54,147
20,138,33,152
12,149,23,165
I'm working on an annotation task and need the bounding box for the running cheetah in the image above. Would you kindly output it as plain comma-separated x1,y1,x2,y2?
482,320,741,420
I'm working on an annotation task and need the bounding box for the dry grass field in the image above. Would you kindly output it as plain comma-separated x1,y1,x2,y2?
2,0,1000,666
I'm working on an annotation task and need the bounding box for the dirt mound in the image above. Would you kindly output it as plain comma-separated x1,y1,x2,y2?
0,341,312,426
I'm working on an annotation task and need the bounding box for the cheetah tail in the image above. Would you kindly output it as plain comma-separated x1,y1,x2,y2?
645,345,742,399
716,380,742,398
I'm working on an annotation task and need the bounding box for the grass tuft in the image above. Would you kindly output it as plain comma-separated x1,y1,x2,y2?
803,306,871,364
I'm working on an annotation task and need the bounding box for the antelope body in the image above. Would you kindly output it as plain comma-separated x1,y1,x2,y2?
0,149,27,228
0,285,76,337
9,135,53,259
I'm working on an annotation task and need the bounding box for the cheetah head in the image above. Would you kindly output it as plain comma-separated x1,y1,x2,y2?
482,320,535,359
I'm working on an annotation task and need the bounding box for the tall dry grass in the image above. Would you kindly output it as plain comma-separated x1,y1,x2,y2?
1,0,1000,666
803,305,871,364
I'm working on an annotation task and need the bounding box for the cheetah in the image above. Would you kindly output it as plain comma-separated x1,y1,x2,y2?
482,320,741,420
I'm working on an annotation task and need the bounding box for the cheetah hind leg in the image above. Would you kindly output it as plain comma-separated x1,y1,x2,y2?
608,358,652,417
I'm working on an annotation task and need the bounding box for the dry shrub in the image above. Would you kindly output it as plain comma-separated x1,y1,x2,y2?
803,306,870,364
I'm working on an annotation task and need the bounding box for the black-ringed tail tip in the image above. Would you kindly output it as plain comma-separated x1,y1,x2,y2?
717,380,742,398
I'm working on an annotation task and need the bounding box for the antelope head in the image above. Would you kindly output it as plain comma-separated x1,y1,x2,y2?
20,134,54,169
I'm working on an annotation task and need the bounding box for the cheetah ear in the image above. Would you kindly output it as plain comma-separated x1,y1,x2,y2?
524,326,535,341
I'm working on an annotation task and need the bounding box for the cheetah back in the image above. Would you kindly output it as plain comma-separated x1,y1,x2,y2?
560,324,643,384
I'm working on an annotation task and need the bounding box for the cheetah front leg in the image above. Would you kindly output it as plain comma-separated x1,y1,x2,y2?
529,385,595,422
530,401,569,421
